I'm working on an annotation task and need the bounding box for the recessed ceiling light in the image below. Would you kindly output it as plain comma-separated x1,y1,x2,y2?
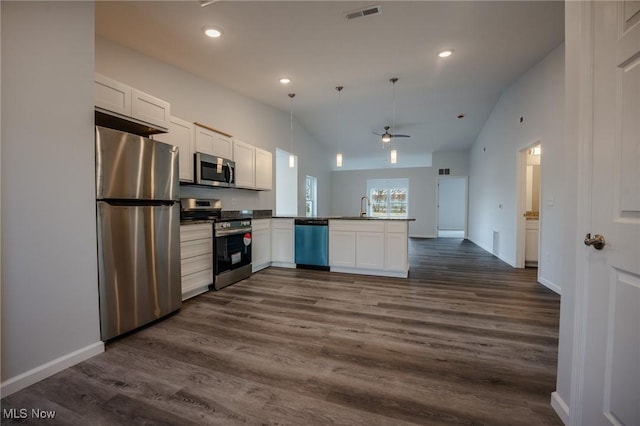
279,78,291,84
438,50,453,58
204,27,222,38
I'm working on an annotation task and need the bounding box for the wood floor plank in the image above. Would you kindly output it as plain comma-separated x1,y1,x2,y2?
1,238,562,425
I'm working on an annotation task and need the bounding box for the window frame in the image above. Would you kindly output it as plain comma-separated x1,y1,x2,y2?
366,178,409,219
305,175,318,217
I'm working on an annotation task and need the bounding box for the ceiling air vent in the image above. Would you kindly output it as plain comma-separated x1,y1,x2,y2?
346,5,382,20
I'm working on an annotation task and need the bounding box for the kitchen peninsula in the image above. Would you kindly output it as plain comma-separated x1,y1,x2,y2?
271,216,414,279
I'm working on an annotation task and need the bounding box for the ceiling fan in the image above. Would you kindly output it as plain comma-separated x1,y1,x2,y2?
374,78,410,145
373,125,410,143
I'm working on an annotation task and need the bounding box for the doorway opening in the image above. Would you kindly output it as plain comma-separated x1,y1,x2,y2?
516,141,541,268
437,176,468,238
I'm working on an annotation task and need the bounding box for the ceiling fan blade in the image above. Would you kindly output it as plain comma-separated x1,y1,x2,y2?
372,132,384,136
391,134,410,138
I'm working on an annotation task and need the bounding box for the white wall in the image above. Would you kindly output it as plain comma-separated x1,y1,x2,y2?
438,177,467,230
331,150,469,238
95,37,332,216
1,2,103,395
275,149,298,216
468,44,565,292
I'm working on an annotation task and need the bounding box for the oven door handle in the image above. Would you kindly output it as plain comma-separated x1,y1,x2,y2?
215,227,252,237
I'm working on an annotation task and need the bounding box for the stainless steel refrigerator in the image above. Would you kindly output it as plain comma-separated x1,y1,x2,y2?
95,126,181,341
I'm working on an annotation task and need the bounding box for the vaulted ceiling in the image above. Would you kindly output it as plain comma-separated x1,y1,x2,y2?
96,1,564,170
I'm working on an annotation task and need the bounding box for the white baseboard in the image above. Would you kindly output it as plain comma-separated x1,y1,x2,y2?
330,266,408,278
0,341,104,398
252,261,271,273
271,262,296,269
468,237,492,255
182,285,209,301
409,234,437,239
468,237,516,266
499,254,516,268
538,276,561,295
551,391,570,425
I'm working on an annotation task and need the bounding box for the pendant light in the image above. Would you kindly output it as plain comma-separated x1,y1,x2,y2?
389,78,398,164
336,86,344,168
288,93,296,168
390,149,398,164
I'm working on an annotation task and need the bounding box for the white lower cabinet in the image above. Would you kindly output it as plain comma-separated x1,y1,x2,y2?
252,219,271,272
180,223,213,300
329,230,356,268
271,219,295,268
525,219,539,264
385,225,408,273
329,220,409,278
356,232,385,270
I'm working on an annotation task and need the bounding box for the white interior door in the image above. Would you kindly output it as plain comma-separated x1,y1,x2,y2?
576,2,640,424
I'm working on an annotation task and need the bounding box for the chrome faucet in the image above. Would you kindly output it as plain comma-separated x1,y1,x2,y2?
360,196,370,217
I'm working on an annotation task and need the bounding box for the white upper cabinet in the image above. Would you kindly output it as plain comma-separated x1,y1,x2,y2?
131,89,171,130
255,147,273,190
153,116,195,182
194,124,233,159
94,73,170,131
233,139,256,189
94,73,130,116
232,140,272,191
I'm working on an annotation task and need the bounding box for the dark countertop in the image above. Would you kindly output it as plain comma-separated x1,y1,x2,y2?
180,220,215,225
180,211,415,224
272,216,416,221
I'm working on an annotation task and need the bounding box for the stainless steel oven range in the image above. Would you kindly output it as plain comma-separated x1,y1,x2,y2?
212,218,252,290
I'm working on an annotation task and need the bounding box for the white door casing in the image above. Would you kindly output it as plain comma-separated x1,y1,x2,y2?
516,141,542,269
572,2,640,425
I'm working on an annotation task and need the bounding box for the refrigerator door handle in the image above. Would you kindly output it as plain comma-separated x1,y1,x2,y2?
101,199,176,207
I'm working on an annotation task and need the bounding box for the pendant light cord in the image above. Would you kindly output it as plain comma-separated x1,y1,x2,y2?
337,86,343,153
289,93,295,154
391,78,397,144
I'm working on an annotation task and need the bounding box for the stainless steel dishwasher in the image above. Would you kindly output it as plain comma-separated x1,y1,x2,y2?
294,218,329,270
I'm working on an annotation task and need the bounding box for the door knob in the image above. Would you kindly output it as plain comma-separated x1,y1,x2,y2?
584,233,606,250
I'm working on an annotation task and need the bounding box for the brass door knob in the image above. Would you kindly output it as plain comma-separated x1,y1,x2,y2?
584,233,606,250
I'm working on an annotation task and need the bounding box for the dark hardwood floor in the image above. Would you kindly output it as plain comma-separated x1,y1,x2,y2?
2,238,562,425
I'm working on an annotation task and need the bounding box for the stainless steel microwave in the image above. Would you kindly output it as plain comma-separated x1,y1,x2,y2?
194,152,235,187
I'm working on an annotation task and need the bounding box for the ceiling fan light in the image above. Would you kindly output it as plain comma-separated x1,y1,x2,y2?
382,134,391,143
390,149,398,164
204,27,222,38
336,152,343,167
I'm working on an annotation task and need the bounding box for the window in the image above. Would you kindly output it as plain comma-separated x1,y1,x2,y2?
305,175,317,217
366,178,408,218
